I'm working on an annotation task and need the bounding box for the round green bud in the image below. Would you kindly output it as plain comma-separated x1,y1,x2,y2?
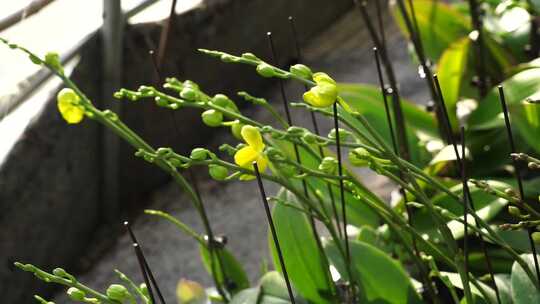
328,128,350,141
201,109,223,127
349,148,370,167
139,283,149,297
209,164,228,181
504,188,517,197
302,132,317,144
180,87,197,100
183,80,199,90
242,53,259,61
221,54,237,63
231,121,244,140
508,206,522,218
318,157,338,174
533,232,540,245
106,284,130,301
190,148,208,160
289,64,313,79
67,287,86,301
256,63,275,78
212,94,239,112
154,96,169,107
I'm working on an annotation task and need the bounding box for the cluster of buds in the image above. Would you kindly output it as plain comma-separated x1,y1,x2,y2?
511,152,540,170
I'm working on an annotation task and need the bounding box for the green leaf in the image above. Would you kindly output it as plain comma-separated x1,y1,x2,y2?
259,271,307,304
269,190,335,303
325,240,423,304
436,37,470,130
440,272,498,303
229,288,260,304
412,181,510,243
391,0,470,60
511,254,540,304
199,245,249,295
468,68,540,154
338,83,436,166
494,274,513,304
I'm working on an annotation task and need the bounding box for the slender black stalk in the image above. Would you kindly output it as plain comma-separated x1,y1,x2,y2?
434,76,502,302
460,128,471,296
356,0,412,159
156,0,177,68
124,221,166,304
253,162,296,304
460,130,502,304
288,15,341,238
132,243,157,304
333,102,351,278
374,47,439,302
267,32,293,125
392,0,450,143
467,0,488,97
498,86,540,287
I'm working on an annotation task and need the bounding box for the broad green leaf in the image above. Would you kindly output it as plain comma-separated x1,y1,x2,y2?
468,68,540,154
412,181,510,243
229,288,260,304
271,140,380,228
511,254,540,304
199,245,249,295
440,272,499,303
325,240,423,304
391,0,470,60
428,144,468,166
494,274,513,304
468,249,513,274
338,83,436,166
270,190,335,303
259,271,307,304
437,37,470,130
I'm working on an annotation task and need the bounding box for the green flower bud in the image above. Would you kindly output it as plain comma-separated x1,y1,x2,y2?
256,63,275,78
67,287,86,301
183,80,199,90
221,54,238,63
533,232,540,245
508,206,522,218
349,148,370,167
106,284,130,301
212,94,239,112
154,96,169,107
289,64,313,79
504,188,517,197
328,128,350,141
201,110,223,127
231,121,244,140
209,165,228,181
318,157,338,174
190,148,208,160
45,52,64,74
180,87,197,100
242,53,260,61
302,132,317,144
140,283,149,298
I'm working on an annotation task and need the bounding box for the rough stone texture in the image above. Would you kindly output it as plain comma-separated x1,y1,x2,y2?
0,1,353,303
51,6,430,304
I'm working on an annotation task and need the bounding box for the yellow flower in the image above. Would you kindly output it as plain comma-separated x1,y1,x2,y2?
302,72,338,108
57,88,85,124
234,125,268,180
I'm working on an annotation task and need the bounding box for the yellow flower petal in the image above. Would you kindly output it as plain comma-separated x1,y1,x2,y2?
234,146,259,168
240,125,264,152
303,83,337,108
238,155,268,181
313,72,336,85
57,88,84,124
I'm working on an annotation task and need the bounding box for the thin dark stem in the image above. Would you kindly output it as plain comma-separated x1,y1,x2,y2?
498,86,540,287
253,162,296,304
267,32,293,125
460,128,471,297
434,75,502,301
356,0,411,159
333,102,352,281
156,0,177,68
132,243,156,304
124,222,166,304
467,0,488,97
392,0,450,143
374,47,438,302
149,48,229,299
288,15,341,238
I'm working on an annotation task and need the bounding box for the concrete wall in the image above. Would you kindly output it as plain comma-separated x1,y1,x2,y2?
0,0,353,302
